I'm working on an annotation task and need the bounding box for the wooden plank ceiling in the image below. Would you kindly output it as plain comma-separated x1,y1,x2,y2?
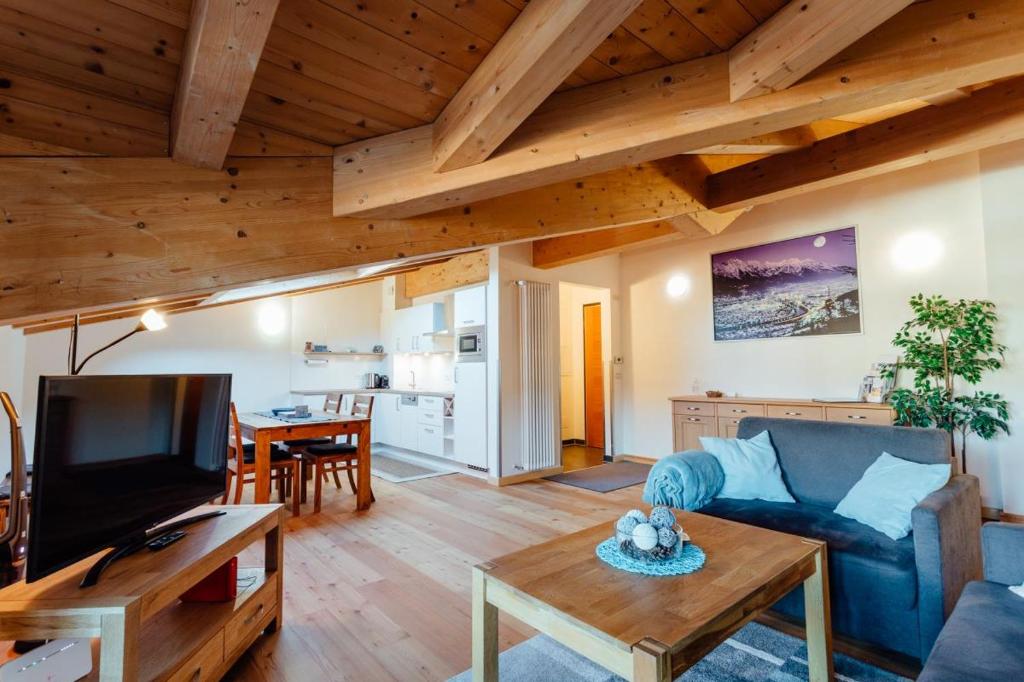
2,0,1023,325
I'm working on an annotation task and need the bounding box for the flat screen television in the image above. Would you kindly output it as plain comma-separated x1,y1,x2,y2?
28,374,231,583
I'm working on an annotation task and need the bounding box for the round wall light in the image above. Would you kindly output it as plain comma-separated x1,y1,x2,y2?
666,274,691,298
257,300,287,336
890,231,944,272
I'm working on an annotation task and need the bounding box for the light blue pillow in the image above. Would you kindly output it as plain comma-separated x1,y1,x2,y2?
699,430,795,503
834,452,950,540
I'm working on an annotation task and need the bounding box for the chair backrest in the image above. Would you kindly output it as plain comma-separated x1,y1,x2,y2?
736,417,950,508
228,402,243,460
324,392,343,414
351,394,374,419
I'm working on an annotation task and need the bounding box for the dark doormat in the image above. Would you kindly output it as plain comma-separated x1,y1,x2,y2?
545,461,651,493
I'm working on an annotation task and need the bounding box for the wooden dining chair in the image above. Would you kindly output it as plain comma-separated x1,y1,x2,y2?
222,402,301,516
297,394,375,513
283,392,344,451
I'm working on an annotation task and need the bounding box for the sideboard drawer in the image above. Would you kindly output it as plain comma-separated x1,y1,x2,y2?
715,402,765,418
672,401,716,417
168,629,224,682
825,407,892,426
766,405,825,421
225,578,277,657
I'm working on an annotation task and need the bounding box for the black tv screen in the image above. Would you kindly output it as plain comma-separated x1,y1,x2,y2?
27,374,231,582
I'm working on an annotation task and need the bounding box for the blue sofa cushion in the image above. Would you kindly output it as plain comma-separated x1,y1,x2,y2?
735,418,949,508
699,498,918,611
919,580,1024,682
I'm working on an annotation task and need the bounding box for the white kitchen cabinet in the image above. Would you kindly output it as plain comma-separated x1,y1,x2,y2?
453,363,487,468
399,399,420,451
393,303,446,353
454,286,486,328
372,393,400,445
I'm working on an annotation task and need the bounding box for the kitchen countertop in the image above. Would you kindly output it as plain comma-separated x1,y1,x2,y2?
290,388,454,398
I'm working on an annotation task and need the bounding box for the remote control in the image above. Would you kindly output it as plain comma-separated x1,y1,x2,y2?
147,530,187,551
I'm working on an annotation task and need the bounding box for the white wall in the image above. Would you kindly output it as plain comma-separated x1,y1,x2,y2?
0,326,26,476
289,280,386,393
497,244,621,475
618,150,1024,511
979,141,1024,514
18,298,296,452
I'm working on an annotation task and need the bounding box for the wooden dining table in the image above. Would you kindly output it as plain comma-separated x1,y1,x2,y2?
235,410,374,511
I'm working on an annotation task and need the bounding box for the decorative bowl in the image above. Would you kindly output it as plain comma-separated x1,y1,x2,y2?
705,390,724,398
615,524,690,563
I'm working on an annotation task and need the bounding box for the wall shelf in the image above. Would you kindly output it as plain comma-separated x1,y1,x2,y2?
303,351,387,359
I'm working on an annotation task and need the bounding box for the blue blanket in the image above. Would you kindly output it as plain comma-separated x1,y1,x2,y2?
642,450,724,511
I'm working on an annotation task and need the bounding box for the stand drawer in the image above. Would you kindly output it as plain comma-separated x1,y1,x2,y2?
224,578,277,657
168,630,224,682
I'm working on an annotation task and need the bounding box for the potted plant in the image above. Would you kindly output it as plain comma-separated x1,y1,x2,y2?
884,294,1010,472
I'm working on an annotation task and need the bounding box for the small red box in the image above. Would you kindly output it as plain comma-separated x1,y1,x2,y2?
180,557,238,602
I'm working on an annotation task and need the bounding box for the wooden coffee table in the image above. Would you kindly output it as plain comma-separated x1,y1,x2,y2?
472,512,832,681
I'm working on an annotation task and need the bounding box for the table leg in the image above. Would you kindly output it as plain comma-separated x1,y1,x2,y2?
632,639,670,682
803,543,834,682
99,602,140,682
356,421,372,511
254,432,271,504
472,567,498,682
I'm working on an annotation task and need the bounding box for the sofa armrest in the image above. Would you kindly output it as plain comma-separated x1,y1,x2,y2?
981,522,1024,585
912,474,982,659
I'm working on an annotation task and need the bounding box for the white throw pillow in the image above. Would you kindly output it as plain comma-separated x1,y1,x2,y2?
699,430,795,503
834,452,950,540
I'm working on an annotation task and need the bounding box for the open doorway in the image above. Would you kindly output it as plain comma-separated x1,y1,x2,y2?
558,283,611,472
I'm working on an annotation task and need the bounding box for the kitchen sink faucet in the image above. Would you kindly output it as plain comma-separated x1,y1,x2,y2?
409,369,416,390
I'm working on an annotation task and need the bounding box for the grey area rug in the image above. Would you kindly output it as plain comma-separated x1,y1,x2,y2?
449,622,910,682
370,450,453,483
546,461,652,493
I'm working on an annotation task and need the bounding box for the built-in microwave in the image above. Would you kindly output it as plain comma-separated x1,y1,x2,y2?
456,326,485,362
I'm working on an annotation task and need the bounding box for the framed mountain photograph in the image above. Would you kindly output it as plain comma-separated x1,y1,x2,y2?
711,226,862,341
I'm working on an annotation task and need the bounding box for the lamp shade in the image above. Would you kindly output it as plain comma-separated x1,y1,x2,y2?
139,309,167,331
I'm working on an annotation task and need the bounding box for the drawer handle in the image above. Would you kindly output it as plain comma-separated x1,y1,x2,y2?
423,413,435,419
785,411,802,416
686,407,701,411
687,417,701,422
847,415,867,420
244,602,265,626
731,409,747,413
424,428,434,434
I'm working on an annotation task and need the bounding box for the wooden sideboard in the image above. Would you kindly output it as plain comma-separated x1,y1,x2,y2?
669,395,895,453
0,504,284,681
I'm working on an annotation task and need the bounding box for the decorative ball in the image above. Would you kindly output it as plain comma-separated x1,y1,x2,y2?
632,523,659,551
624,509,647,525
657,527,678,548
648,507,677,530
615,515,639,535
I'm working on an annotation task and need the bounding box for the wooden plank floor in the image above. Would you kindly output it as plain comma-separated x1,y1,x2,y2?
224,473,643,681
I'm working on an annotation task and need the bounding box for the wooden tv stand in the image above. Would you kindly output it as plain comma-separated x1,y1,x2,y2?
0,504,284,681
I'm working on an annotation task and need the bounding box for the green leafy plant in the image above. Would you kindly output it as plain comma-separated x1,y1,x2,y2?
884,294,1009,471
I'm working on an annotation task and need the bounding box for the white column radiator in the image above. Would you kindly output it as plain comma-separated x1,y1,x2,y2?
514,280,558,472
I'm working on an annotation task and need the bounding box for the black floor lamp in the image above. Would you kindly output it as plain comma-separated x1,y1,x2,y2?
68,308,168,375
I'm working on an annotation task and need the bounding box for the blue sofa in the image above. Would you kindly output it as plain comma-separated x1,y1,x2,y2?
685,417,981,662
918,522,1024,680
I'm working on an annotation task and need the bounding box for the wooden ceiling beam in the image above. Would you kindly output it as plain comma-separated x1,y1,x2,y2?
432,0,643,172
729,0,913,102
171,0,280,169
404,251,489,299
333,0,1024,218
531,221,683,269
0,154,712,323
706,78,1024,211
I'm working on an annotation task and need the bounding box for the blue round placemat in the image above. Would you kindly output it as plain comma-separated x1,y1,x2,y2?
595,537,706,576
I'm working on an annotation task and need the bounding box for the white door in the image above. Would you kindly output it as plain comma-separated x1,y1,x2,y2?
454,286,487,328
454,363,487,468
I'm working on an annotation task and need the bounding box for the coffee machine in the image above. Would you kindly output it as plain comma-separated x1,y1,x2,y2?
363,373,388,389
